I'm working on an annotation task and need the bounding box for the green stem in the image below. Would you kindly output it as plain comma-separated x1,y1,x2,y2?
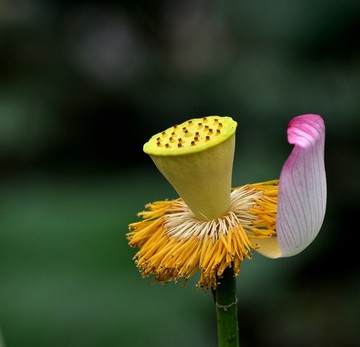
214,268,240,347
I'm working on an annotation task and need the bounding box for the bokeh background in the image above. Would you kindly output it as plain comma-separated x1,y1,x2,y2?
0,1,359,346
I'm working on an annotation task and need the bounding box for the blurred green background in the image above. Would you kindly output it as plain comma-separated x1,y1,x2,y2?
0,1,359,346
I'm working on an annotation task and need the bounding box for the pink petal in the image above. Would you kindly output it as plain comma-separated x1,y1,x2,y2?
276,114,327,257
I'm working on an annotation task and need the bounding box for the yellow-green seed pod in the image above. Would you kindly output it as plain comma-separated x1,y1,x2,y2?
144,116,237,220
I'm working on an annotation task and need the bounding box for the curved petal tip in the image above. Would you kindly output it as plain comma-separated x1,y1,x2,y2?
260,114,327,258
287,114,325,148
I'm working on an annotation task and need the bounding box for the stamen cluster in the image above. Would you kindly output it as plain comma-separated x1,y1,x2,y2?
127,181,278,290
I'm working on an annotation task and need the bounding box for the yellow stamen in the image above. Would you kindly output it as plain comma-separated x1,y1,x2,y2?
127,180,278,290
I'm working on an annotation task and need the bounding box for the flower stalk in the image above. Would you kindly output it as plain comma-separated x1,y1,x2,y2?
214,268,240,347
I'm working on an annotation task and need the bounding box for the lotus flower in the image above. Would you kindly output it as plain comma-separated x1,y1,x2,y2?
127,114,326,290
